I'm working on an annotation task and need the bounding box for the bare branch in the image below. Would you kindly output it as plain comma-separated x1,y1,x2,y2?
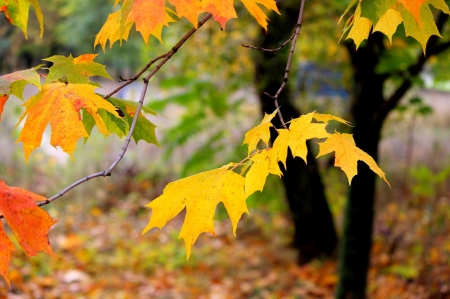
34,13,213,208
242,34,294,52
261,0,307,129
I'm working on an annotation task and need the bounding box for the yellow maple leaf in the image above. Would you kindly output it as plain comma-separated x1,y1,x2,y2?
143,165,247,258
346,4,373,49
316,132,390,186
273,112,329,168
244,149,281,197
240,0,280,31
373,8,402,43
313,113,352,126
242,109,277,155
16,83,120,160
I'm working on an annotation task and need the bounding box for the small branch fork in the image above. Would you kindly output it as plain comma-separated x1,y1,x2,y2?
243,0,307,129
35,13,213,208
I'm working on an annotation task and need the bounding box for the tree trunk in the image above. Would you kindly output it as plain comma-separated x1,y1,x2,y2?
336,34,386,299
252,0,337,263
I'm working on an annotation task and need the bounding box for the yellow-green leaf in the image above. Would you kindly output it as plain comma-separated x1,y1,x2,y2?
398,3,441,53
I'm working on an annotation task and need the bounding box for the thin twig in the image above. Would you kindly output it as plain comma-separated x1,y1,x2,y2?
103,54,166,99
245,0,307,129
34,13,213,208
242,34,295,52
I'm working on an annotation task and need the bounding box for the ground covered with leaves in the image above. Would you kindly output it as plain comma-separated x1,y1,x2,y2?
0,170,449,299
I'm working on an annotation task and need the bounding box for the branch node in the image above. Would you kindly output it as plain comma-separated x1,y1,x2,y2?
172,47,178,53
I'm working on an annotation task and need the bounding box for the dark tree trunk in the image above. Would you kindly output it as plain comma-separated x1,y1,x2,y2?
252,0,337,263
336,33,386,299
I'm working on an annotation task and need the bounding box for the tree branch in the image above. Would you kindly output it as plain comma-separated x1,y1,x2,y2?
246,0,307,129
34,13,213,208
375,12,450,127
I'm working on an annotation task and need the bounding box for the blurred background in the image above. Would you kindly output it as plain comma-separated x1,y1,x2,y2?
1,0,450,298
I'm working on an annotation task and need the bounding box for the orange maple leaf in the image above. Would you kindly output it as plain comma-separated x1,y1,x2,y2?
16,83,120,160
126,0,173,43
0,180,57,286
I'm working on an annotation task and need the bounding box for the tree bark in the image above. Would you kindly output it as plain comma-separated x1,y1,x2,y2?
252,0,337,263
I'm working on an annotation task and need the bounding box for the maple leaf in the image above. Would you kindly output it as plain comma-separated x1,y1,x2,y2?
0,180,57,286
17,83,120,160
272,112,329,168
244,149,281,197
398,2,441,53
242,109,277,155
169,0,202,26
126,0,174,44
398,0,427,25
142,164,247,258
82,97,160,145
316,132,390,186
0,0,44,38
0,66,42,121
372,8,402,43
346,4,373,49
94,3,134,50
96,0,279,47
240,0,280,30
44,54,112,84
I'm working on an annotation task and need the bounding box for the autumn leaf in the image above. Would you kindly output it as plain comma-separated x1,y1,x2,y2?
44,54,112,84
0,180,57,286
169,0,202,26
240,0,279,30
0,66,42,120
244,149,281,197
103,97,159,145
16,83,120,160
398,3,441,53
127,0,170,44
344,0,450,50
272,112,329,168
346,4,373,49
398,0,427,25
373,8,402,43
94,2,134,50
96,0,279,47
0,0,44,37
316,132,390,186
142,164,247,258
242,109,277,155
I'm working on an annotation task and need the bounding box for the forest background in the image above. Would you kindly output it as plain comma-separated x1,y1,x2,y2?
1,0,450,298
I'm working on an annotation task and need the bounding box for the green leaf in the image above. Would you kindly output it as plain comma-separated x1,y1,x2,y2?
360,0,396,25
99,109,128,138
106,97,159,146
44,54,112,84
